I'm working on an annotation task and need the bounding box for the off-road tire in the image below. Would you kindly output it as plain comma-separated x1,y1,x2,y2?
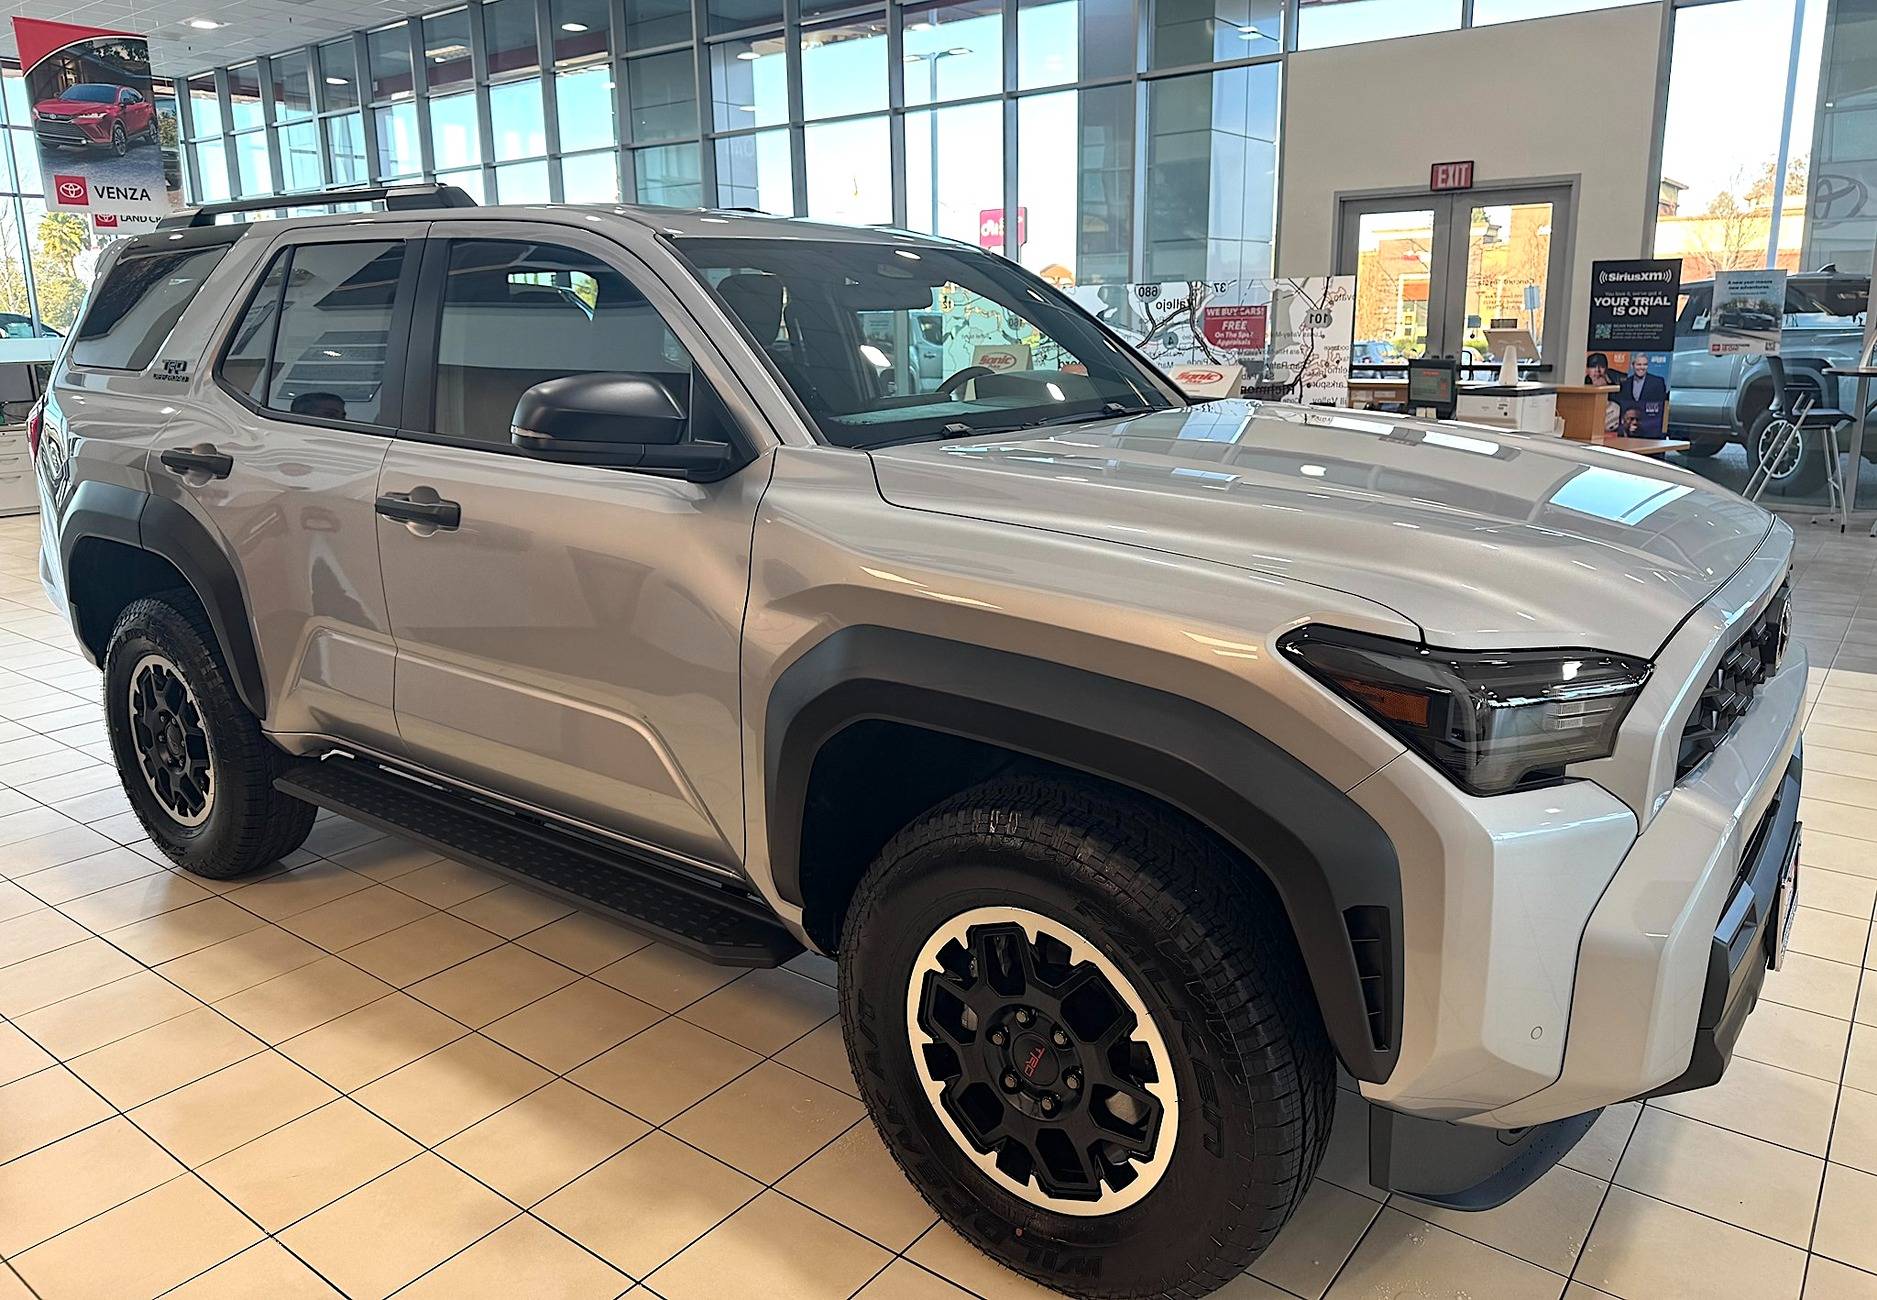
103,592,314,879
1748,407,1829,496
838,776,1334,1299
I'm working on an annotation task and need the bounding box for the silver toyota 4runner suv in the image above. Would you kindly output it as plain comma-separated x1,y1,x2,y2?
33,186,1804,1299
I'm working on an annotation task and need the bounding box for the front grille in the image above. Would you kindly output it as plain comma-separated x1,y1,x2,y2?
1677,581,1790,779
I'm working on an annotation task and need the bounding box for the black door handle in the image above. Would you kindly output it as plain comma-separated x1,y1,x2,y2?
375,490,461,530
159,447,234,479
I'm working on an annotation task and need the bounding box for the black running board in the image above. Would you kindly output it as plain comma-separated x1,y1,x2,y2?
276,756,802,967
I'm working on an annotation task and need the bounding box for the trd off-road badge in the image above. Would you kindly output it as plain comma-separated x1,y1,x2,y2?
154,359,190,383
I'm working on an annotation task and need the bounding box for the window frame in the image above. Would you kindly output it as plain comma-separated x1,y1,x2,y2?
211,227,426,436
68,241,235,374
397,223,762,470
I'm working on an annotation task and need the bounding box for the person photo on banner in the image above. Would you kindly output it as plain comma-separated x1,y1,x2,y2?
1584,351,1626,431
1616,351,1670,436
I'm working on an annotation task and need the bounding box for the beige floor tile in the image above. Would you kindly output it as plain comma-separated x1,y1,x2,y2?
0,934,141,1016
0,805,83,857
165,1239,343,1299
1832,1084,1877,1175
0,1116,183,1256
1816,1162,1877,1275
775,1018,858,1097
1239,1177,1376,1295
18,966,202,1060
1801,867,1877,920
680,967,839,1056
59,867,211,931
341,911,503,987
1735,999,1853,1081
277,991,468,1092
280,1153,517,1300
213,955,394,1043
275,883,435,952
13,844,163,905
1323,1206,1565,1299
1803,830,1877,880
0,1019,52,1085
1617,1107,1823,1245
108,895,266,966
10,1174,262,1300
130,1049,339,1166
1766,952,1865,1021
854,1259,975,1299
353,1033,552,1145
1808,744,1877,783
1849,1024,1877,1093
329,835,444,882
593,940,743,1011
1808,769,1877,812
667,1059,865,1182
1650,1056,1841,1156
199,1097,424,1232
648,1189,891,1300
229,860,373,922
0,824,120,879
536,1131,760,1278
438,1078,649,1207
569,1016,760,1124
1790,908,1873,965
158,925,328,1001
1396,1162,1602,1275
783,950,837,987
447,881,575,938
398,1214,630,1299
1577,1184,1806,1299
904,1222,1067,1299
515,909,651,971
0,879,40,923
483,977,662,1072
408,944,578,1028
67,1004,265,1109
387,858,507,909
0,905,87,964
1315,1093,1388,1200
1805,1257,1877,1300
1862,982,1877,1028
778,1120,937,1252
0,1058,112,1163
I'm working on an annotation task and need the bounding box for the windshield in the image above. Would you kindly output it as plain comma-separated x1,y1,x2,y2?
671,237,1180,448
58,85,118,103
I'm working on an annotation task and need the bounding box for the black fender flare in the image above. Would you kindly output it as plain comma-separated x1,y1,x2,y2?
764,626,1402,1083
60,480,268,717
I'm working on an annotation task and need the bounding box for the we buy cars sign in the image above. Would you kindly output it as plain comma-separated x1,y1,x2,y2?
1201,305,1268,351
13,17,178,218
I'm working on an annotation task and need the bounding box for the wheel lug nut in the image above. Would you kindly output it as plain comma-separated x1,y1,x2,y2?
1041,1094,1058,1114
989,1029,1007,1047
1065,1071,1081,1091
1001,1072,1019,1091
1014,1008,1032,1026
1051,1028,1069,1048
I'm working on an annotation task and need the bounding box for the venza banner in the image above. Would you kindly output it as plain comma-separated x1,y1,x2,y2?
1584,257,1681,437
12,17,182,220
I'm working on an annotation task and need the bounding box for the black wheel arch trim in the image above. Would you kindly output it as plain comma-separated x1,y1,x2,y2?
765,625,1403,1083
60,479,268,717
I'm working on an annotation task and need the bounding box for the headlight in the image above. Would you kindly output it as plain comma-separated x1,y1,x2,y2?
1280,625,1650,795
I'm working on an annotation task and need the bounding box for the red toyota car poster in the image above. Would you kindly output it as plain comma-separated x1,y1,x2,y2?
12,17,182,220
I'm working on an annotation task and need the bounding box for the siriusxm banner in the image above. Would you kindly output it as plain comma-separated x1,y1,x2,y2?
12,17,182,220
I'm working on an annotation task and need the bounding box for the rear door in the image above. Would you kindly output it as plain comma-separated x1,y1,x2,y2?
144,221,426,749
374,221,771,869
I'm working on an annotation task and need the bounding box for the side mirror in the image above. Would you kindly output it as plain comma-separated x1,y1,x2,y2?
510,371,734,478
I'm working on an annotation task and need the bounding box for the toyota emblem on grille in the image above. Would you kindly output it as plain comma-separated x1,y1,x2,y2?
1775,600,1792,670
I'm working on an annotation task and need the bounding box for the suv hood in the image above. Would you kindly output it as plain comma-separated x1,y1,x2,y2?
35,97,113,114
867,401,1774,658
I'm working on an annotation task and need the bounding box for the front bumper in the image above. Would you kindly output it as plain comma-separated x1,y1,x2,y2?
34,120,109,146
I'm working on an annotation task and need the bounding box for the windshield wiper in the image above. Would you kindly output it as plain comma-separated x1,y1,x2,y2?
857,402,1163,450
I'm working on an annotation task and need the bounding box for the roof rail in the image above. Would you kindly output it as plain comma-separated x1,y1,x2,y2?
155,183,478,231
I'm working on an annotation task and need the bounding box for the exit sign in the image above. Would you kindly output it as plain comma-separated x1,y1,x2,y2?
1430,160,1475,191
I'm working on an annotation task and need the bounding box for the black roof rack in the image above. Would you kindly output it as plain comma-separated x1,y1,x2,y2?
155,183,478,231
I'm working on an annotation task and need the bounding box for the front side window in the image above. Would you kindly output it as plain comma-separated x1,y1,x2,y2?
72,246,231,371
674,237,1179,448
220,240,405,425
431,239,694,446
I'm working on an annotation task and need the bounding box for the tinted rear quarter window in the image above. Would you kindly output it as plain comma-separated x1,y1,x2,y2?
72,247,231,371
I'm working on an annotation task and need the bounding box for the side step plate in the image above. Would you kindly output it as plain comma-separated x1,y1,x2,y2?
277,758,802,968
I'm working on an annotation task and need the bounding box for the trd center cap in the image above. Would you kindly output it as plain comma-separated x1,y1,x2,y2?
1012,1033,1060,1086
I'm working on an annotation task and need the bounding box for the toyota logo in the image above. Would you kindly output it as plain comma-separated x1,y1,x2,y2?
57,180,85,201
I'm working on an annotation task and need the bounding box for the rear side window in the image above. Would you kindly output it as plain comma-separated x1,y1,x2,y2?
218,240,406,426
72,247,230,371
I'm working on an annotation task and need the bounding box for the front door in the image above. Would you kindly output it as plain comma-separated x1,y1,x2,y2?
1337,184,1575,374
375,224,766,869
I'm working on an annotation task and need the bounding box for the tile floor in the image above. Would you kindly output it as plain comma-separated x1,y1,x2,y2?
0,511,1875,1300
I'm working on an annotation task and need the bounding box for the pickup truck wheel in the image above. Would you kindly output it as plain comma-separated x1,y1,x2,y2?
103,593,315,879
1749,408,1828,496
839,777,1333,1300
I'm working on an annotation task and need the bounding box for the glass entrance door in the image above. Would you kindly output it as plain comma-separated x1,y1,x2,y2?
1338,184,1573,375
